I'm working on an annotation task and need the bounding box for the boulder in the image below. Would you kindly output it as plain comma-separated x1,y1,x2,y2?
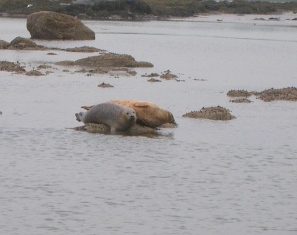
0,40,9,49
27,11,95,40
82,100,176,128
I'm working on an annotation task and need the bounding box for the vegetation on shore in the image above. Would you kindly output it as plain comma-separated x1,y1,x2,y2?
0,0,297,19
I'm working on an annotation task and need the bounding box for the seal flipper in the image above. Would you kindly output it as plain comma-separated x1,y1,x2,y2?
75,112,84,122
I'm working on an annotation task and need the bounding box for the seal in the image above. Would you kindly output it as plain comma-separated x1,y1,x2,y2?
75,102,136,131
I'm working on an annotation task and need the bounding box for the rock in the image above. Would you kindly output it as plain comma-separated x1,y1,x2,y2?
227,90,252,97
73,123,156,135
268,17,280,21
56,53,153,68
141,73,160,77
27,11,95,40
98,82,114,88
230,98,252,103
81,100,176,128
0,40,9,49
160,70,178,80
147,78,161,82
0,61,25,73
254,18,265,21
9,37,44,50
65,46,104,53
256,87,297,102
228,87,297,102
37,64,52,70
25,70,45,76
183,106,236,120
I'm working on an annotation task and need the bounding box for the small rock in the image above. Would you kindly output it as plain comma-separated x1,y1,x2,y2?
98,82,114,88
227,90,252,97
183,106,236,120
66,46,104,53
0,61,25,73
160,70,178,80
147,78,161,82
25,70,44,76
142,73,160,77
0,40,10,49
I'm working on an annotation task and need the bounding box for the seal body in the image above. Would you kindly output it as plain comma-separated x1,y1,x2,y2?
75,102,136,131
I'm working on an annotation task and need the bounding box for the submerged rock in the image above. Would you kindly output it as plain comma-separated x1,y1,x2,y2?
98,82,114,88
73,123,156,135
228,87,297,102
183,106,236,120
230,98,252,103
25,70,45,76
0,61,25,73
65,46,104,53
27,11,95,40
147,78,161,82
160,70,178,80
56,53,153,68
227,90,252,97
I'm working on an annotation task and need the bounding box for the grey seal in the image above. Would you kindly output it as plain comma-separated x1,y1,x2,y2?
75,102,136,131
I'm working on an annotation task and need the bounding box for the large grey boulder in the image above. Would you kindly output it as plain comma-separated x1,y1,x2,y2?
27,11,95,40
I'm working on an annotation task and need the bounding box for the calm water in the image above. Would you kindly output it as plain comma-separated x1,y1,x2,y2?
0,16,297,234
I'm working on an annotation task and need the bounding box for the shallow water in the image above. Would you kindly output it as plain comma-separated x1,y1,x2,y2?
0,16,297,234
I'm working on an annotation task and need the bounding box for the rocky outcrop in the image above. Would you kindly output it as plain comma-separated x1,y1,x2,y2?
183,106,236,120
27,11,95,40
56,53,153,68
0,61,25,73
81,100,176,128
227,87,297,102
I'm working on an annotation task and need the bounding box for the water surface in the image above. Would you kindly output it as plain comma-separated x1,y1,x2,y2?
0,16,297,235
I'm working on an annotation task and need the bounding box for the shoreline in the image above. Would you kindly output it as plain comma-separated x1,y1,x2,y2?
1,11,297,23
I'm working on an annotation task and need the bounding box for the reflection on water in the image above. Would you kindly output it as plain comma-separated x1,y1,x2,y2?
0,17,297,235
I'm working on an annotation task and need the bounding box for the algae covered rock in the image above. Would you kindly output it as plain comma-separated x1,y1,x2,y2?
27,11,95,40
73,123,156,135
0,61,25,73
227,90,252,97
256,87,297,102
56,53,153,68
9,37,44,50
183,106,236,120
